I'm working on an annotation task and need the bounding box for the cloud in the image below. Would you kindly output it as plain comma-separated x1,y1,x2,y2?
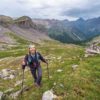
61,0,100,19
0,0,100,20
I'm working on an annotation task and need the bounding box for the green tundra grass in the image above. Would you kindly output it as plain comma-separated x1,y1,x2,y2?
0,39,100,100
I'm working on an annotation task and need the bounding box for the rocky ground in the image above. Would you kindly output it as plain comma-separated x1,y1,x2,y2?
0,41,100,100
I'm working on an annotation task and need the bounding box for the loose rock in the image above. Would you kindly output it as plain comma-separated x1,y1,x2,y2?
0,91,3,100
72,64,78,71
0,68,16,80
57,69,63,72
4,88,14,94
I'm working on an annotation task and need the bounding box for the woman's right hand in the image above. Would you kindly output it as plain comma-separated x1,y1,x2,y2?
22,60,26,70
22,60,26,65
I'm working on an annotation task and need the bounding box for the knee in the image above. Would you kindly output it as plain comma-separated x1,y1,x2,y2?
38,67,42,77
39,73,42,78
38,71,42,78
30,69,35,75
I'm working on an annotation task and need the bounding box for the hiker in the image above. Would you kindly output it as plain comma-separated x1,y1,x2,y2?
22,44,48,87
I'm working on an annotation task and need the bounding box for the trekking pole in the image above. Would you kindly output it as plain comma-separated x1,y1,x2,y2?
21,68,25,95
47,63,50,79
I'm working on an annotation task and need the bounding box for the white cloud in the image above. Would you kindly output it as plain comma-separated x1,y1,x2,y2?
0,0,100,20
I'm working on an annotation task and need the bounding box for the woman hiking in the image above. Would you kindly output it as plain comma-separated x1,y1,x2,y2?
22,44,48,87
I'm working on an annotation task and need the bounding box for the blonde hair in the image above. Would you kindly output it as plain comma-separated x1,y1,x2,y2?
29,44,35,48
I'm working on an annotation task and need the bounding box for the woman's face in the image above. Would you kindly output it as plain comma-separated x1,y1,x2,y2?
29,47,36,54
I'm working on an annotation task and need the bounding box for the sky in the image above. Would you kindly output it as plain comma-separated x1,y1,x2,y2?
0,0,100,20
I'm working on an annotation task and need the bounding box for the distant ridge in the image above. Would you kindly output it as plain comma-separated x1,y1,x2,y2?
0,15,100,44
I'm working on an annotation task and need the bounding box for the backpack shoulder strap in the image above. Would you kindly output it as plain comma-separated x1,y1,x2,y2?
35,52,40,63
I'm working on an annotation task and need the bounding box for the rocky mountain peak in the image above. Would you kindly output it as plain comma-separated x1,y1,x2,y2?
14,16,34,28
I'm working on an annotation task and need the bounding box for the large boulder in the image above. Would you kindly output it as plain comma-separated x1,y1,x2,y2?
42,90,57,100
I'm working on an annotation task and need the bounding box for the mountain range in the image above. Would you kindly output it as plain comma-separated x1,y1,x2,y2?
0,15,100,44
35,17,100,43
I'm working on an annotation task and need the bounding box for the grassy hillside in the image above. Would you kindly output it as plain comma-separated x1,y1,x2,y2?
0,41,100,100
